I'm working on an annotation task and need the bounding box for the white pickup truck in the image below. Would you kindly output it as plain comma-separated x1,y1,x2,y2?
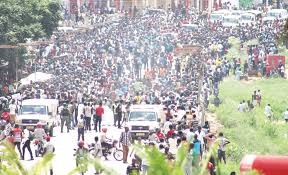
126,105,166,139
16,99,59,136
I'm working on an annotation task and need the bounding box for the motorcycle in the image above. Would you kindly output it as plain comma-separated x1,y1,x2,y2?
34,139,45,157
88,139,123,161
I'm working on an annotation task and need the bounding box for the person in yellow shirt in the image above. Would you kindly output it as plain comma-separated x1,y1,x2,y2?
215,58,222,67
134,92,141,104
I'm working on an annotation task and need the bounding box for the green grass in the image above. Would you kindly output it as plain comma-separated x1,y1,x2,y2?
211,78,288,173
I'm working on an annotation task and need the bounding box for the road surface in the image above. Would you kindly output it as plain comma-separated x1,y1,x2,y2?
21,126,131,175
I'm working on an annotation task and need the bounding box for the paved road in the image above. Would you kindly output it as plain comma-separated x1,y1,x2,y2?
21,126,132,175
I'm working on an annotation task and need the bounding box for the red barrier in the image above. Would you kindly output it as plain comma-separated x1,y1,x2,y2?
240,155,288,175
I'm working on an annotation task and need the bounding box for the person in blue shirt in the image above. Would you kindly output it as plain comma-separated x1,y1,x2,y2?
191,134,202,167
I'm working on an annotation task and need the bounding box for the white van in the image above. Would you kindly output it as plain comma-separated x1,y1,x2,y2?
16,99,59,136
209,10,231,23
181,24,199,32
126,105,165,139
222,15,240,28
263,9,288,22
239,13,257,26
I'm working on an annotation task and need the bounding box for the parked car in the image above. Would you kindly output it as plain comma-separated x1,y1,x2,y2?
222,15,241,28
263,9,288,23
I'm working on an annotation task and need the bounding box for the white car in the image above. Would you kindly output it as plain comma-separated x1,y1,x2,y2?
126,105,165,139
222,15,240,28
239,13,257,26
209,9,231,23
263,9,288,22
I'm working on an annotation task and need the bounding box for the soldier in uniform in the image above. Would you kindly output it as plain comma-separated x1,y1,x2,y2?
60,103,70,133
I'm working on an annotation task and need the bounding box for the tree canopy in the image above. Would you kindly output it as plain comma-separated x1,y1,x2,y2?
0,0,62,45
0,0,62,80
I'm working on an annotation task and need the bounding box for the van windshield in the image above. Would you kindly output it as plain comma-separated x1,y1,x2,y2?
241,15,253,21
21,105,47,115
211,14,222,20
223,17,238,23
268,12,280,17
129,111,157,121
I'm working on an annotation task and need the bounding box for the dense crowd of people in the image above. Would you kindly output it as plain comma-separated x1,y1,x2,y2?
0,4,287,175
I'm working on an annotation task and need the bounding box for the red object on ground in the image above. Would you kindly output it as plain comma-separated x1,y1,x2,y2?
266,55,285,72
240,155,288,175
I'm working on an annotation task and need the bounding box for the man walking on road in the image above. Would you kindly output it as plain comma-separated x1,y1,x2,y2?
95,102,104,132
22,126,34,160
84,103,92,131
12,124,22,159
119,126,132,163
43,136,55,175
60,103,70,133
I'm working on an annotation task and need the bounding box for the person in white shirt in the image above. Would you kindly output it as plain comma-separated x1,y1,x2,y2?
43,136,55,175
283,109,288,123
22,127,34,160
163,119,172,135
77,115,85,141
186,128,195,143
84,103,92,131
77,103,85,119
168,133,178,155
93,136,102,174
9,99,17,122
237,102,244,112
264,104,273,120
194,126,206,149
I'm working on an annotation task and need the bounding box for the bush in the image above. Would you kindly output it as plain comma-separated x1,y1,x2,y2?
212,78,288,173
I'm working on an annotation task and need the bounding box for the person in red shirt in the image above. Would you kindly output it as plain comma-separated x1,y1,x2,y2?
12,124,23,159
95,102,104,132
166,125,175,139
1,109,10,122
156,129,165,141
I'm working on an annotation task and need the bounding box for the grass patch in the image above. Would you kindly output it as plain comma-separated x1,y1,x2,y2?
212,78,288,173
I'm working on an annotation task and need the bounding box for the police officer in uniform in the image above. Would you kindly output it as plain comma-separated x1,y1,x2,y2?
60,103,70,133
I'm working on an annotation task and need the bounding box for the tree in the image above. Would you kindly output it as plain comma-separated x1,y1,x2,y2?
280,19,288,49
239,0,253,9
0,0,62,81
0,0,62,44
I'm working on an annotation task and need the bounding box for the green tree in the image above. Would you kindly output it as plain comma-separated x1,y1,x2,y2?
239,0,253,8
0,0,62,44
281,19,288,48
0,0,62,80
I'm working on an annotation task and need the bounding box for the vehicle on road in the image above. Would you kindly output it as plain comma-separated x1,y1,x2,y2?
222,15,241,28
34,139,45,157
239,13,257,26
209,10,231,24
180,23,199,33
16,99,59,136
263,9,288,23
89,139,123,161
126,105,165,139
